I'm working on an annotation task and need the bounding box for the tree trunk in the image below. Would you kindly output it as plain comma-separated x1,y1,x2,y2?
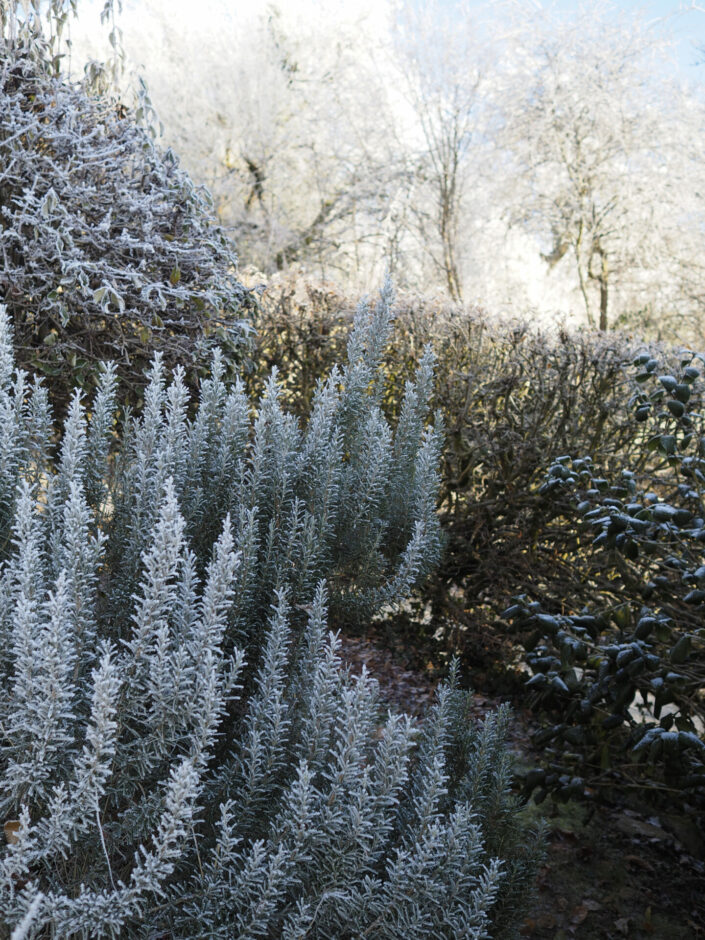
598,250,609,331
587,239,609,331
593,244,609,331
439,184,463,303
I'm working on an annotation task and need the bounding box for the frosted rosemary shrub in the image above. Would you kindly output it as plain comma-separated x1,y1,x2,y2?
0,286,538,938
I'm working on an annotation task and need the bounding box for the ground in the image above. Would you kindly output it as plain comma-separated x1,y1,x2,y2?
338,633,705,940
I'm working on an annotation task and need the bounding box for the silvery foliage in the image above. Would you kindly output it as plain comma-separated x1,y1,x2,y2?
0,2,122,77
0,35,249,395
0,286,536,938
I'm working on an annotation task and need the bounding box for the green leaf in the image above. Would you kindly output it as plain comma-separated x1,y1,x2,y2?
634,618,655,639
669,635,691,664
674,384,691,403
612,605,631,631
658,435,676,456
683,366,700,383
655,623,672,643
622,539,638,560
600,743,611,770
526,674,548,689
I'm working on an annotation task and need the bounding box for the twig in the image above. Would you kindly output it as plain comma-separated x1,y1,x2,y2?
10,892,44,940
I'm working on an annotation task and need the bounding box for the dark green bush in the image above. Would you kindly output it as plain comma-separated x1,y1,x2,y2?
504,351,705,817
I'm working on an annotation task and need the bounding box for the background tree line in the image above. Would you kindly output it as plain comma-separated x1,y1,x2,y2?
69,0,705,339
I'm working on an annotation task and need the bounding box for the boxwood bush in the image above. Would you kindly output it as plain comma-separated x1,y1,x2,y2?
0,41,251,409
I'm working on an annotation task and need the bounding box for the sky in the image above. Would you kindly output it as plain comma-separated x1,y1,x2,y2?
626,2,703,76
498,1,704,77
95,0,705,83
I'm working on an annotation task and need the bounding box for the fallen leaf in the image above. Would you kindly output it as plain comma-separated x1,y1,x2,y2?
4,820,20,845
614,916,630,936
552,827,579,842
615,816,668,842
582,899,601,911
624,854,654,872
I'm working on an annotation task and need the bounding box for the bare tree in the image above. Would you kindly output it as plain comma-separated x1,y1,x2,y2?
63,0,705,336
495,2,705,333
392,0,491,303
68,0,404,286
